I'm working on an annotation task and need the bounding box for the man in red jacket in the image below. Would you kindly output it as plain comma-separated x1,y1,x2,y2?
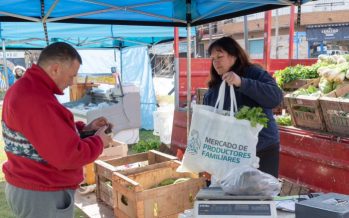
2,42,112,218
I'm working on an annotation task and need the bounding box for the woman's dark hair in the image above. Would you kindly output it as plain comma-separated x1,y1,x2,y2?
37,42,82,66
207,36,253,88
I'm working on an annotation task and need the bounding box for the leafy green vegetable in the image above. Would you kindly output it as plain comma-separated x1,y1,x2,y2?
291,85,319,97
293,106,314,113
132,140,160,153
234,106,269,128
273,63,321,89
318,78,334,94
275,115,292,126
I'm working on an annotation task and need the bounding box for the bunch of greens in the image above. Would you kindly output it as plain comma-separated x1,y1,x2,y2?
275,115,292,126
132,139,160,153
291,85,319,97
234,106,269,128
274,66,299,88
274,64,321,89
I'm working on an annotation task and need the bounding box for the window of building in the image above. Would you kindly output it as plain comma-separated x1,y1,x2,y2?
248,39,264,59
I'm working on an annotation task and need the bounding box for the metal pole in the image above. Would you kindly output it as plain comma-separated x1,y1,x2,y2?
263,11,272,72
209,23,212,46
174,27,179,110
289,5,295,62
186,24,191,137
243,15,249,52
193,35,197,58
275,9,279,59
2,39,9,89
119,42,123,81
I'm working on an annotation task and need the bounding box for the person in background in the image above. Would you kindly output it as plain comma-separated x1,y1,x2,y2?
203,36,283,178
2,42,113,218
13,65,26,81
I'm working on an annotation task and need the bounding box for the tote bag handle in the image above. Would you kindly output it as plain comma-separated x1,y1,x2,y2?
214,82,238,116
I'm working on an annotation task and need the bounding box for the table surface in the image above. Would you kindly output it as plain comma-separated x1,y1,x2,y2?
75,191,296,218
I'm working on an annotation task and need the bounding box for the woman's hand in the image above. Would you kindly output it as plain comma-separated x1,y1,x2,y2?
83,117,109,132
222,71,241,87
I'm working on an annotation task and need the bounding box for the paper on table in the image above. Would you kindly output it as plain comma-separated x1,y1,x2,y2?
275,199,296,212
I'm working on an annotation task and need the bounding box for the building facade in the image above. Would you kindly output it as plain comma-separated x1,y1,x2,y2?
197,0,349,59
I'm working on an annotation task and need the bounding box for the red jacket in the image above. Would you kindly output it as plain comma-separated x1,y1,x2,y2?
2,64,103,191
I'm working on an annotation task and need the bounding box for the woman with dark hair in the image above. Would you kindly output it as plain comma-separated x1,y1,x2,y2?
203,36,283,178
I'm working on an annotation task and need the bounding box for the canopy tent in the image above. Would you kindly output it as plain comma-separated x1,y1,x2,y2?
0,0,313,134
0,22,190,49
0,0,312,27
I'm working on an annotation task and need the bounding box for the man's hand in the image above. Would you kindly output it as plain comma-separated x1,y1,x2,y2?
222,71,241,87
83,117,110,132
95,126,113,148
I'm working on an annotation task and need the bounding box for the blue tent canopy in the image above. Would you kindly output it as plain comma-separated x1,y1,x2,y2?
0,22,190,49
0,0,312,27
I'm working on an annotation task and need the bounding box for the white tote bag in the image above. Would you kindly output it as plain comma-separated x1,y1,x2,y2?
177,82,263,179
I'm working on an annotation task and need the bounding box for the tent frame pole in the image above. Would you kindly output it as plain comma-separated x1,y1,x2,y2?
2,39,9,89
174,27,179,110
186,23,191,137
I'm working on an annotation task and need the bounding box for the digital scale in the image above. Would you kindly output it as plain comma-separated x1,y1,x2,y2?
194,187,277,218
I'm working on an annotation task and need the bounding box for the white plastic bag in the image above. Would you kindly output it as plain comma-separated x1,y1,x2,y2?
220,166,281,197
177,82,262,179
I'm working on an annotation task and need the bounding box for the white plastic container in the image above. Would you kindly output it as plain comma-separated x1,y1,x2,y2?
153,105,174,144
113,128,139,144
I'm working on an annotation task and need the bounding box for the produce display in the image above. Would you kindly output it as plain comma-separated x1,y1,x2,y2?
283,55,349,97
274,54,349,92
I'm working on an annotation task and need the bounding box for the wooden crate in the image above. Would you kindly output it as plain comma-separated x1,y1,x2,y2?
274,79,318,115
94,150,177,208
195,88,208,105
84,140,128,185
69,82,98,101
284,78,327,131
112,161,206,218
282,79,316,91
319,84,349,136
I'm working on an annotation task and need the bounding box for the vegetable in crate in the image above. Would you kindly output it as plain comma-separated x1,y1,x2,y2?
273,64,321,89
291,85,319,97
318,77,334,94
275,115,292,126
158,178,176,187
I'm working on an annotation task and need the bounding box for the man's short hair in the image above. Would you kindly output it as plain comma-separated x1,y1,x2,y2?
37,42,82,66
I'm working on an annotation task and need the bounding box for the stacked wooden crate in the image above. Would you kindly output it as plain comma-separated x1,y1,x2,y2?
84,140,128,185
94,150,177,208
284,78,327,131
274,79,317,115
319,84,349,136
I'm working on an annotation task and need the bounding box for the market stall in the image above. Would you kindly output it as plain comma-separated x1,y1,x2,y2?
0,1,321,218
